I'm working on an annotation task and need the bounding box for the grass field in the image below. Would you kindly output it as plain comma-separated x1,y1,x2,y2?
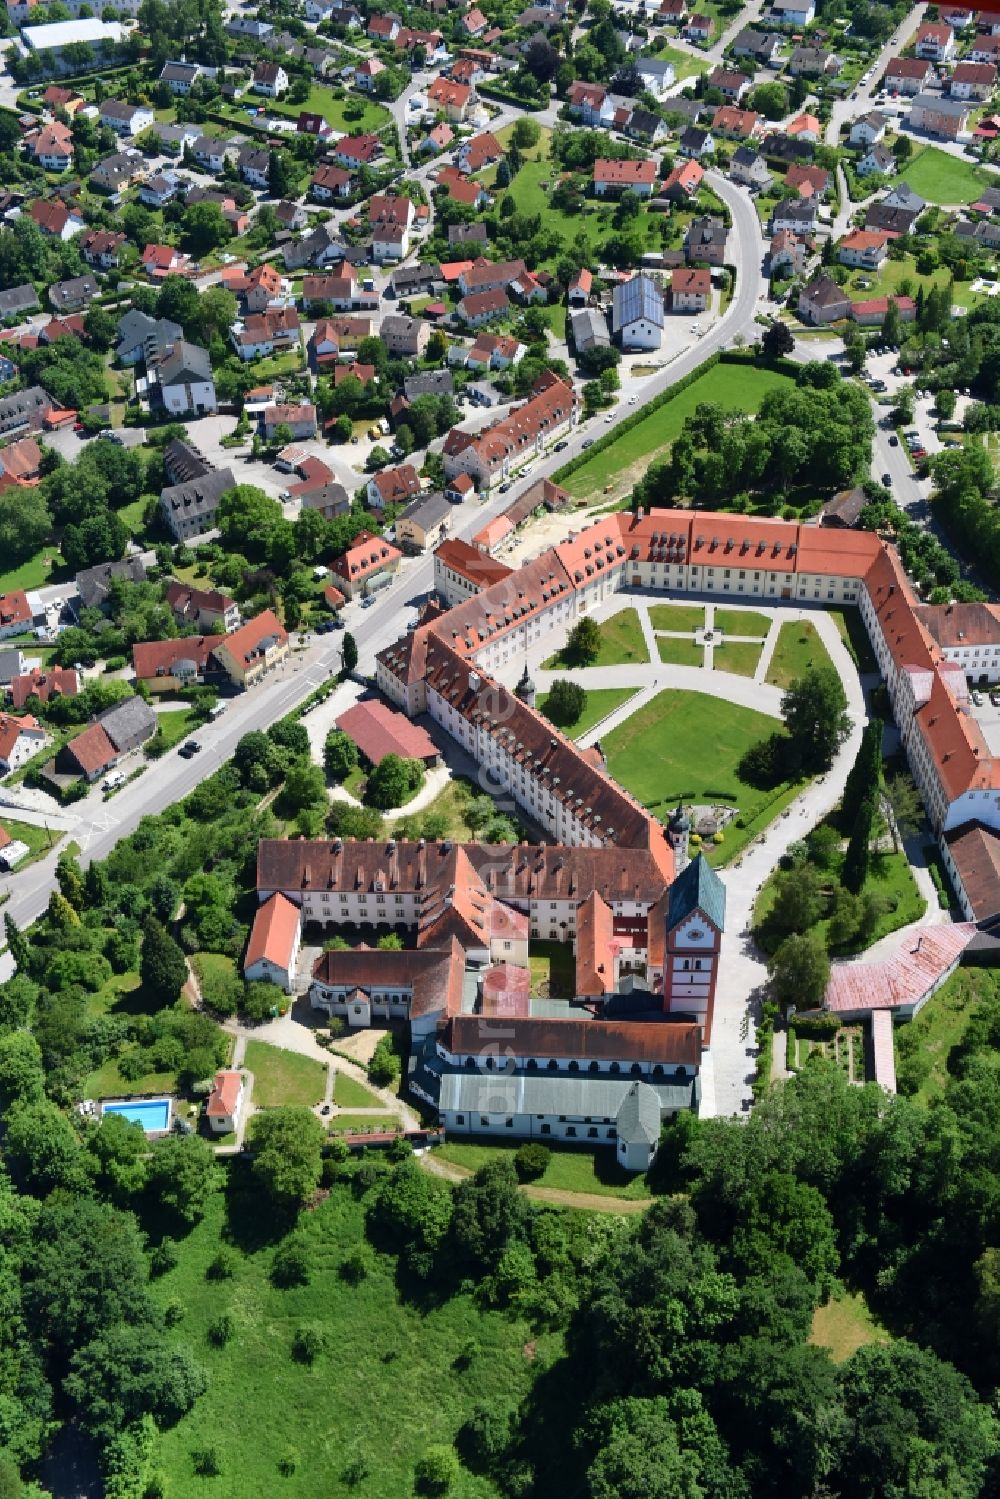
244,1041,327,1110
542,608,649,669
714,608,770,637
152,1178,552,1497
898,145,995,206
529,939,576,999
537,686,636,739
500,143,663,270
657,637,705,666
330,1113,400,1133
149,707,199,754
602,688,781,808
895,967,993,1105
434,1140,654,1201
0,545,63,595
765,620,834,689
0,817,59,868
648,603,706,633
713,640,763,677
652,41,709,81
266,87,391,134
810,1291,889,1363
828,605,879,675
844,250,979,309
333,1070,383,1109
563,364,796,501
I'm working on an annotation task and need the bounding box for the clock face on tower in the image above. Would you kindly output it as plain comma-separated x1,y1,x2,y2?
688,929,703,941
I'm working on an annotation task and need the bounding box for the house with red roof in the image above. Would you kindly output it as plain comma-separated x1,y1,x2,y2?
663,158,704,201
428,77,473,122
205,1070,246,1134
244,891,301,992
211,609,289,688
331,529,403,598
8,667,78,710
336,698,440,768
0,591,34,642
593,158,658,197
567,267,593,306
0,712,45,775
838,228,890,269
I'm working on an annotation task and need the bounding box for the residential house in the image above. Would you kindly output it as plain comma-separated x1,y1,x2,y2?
366,14,398,40
29,199,83,239
427,77,473,122
159,60,201,93
238,145,269,188
152,340,216,416
730,144,772,189
684,14,713,41
663,158,704,200
797,273,851,323
786,112,822,142
914,21,954,61
139,172,183,208
252,61,288,96
0,435,41,490
678,125,714,159
396,490,452,552
457,288,511,325
707,66,751,101
635,58,676,97
80,228,125,268
311,164,353,202
763,0,814,22
230,307,301,361
0,387,52,437
670,267,710,312
0,713,45,775
788,45,838,75
466,333,523,370
331,529,403,598
624,109,669,146
969,33,1000,63
457,131,503,173
141,243,190,279
369,193,414,263
132,635,217,692
851,294,916,327
857,143,895,177
0,590,36,641
211,609,289,688
711,105,759,141
731,27,782,64
158,459,230,539
56,695,156,782
950,61,997,100
457,258,527,297
593,157,658,198
30,119,73,170
261,403,316,440
115,309,181,366
884,56,932,93
567,81,615,127
48,274,97,313
785,163,830,199
9,666,77,709
850,111,887,146
368,463,422,511
769,227,806,275
192,135,239,173
570,307,610,355
865,201,920,236
684,214,728,265
296,111,333,141
567,268,593,306
40,84,82,113
770,197,817,234
167,579,239,632
381,314,430,357
205,1070,246,1134
355,58,385,93
909,93,970,139
98,99,153,136
884,182,926,213
244,890,301,992
75,556,146,612
612,273,664,350
441,371,576,489
332,133,382,170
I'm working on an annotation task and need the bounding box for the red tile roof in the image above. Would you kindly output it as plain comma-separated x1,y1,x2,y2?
824,924,977,1013
206,1070,243,1118
244,891,300,972
336,698,438,765
63,722,117,777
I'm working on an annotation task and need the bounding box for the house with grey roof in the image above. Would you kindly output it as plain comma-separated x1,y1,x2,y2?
159,466,236,541
48,274,99,314
152,340,216,417
115,309,182,366
75,556,147,611
0,284,40,320
570,306,610,355
0,386,53,437
612,274,664,350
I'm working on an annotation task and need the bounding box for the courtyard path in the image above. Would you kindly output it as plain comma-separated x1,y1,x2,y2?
417,1150,652,1214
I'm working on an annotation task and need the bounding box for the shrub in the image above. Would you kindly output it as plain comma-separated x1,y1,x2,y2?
206,1247,237,1281
278,1448,298,1476
271,1238,311,1288
207,1312,233,1347
369,1033,401,1088
292,1325,323,1364
150,1240,178,1277
163,1298,184,1327
514,1143,550,1181
192,1446,221,1477
415,1445,460,1495
340,1246,371,1284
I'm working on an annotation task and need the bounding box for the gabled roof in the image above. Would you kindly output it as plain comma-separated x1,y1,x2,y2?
245,891,300,972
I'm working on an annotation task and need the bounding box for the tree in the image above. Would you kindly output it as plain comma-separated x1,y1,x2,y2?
61,510,129,572
841,717,882,833
4,1099,86,1195
0,1031,44,1107
155,274,200,332
566,615,602,665
65,1326,206,1437
268,149,293,198
544,678,586,727
366,754,421,810
216,485,282,563
139,917,187,1007
88,1112,149,1201
885,771,923,851
767,863,823,936
55,851,85,910
762,321,794,361
514,1143,550,1181
768,930,830,1008
340,631,358,677
0,486,52,565
181,200,230,257
512,117,541,150
781,666,850,773
149,1134,220,1225
750,81,788,120
252,1107,324,1209
843,790,876,894
587,1398,706,1499
450,1158,527,1273
369,1033,400,1087
414,1445,459,1495
367,1159,453,1272
882,297,902,350
325,728,360,782
4,913,30,974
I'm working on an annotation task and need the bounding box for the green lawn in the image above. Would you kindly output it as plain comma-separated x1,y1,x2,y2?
844,251,979,309
152,1178,552,1496
648,603,706,633
898,145,996,207
756,846,925,956
714,608,771,637
148,707,199,754
657,637,705,666
563,364,796,500
713,640,763,677
499,151,664,271
528,939,576,999
828,605,879,675
895,967,995,1105
765,620,834,689
244,1041,327,1110
537,686,636,739
84,1058,176,1101
542,608,649,668
0,817,60,868
434,1140,654,1201
652,41,709,81
0,545,63,595
810,1291,889,1363
602,688,782,809
333,1069,383,1109
329,1113,400,1132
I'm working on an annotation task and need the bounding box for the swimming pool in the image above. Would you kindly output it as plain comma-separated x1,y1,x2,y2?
101,1097,172,1134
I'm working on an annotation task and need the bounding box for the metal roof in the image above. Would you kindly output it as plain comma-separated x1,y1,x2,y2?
667,853,726,932
438,1071,697,1118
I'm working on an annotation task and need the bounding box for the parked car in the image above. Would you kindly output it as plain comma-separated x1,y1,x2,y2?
888,435,899,446
882,472,892,486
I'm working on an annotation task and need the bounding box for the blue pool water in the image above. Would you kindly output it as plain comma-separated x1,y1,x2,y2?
102,1098,172,1133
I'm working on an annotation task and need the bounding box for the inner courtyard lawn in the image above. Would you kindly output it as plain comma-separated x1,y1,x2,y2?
152,1179,552,1497
601,689,781,808
537,686,636,738
333,1070,383,1108
713,640,763,677
714,608,770,638
656,637,705,666
648,602,706,633
765,620,834,689
244,1041,327,1110
542,608,649,668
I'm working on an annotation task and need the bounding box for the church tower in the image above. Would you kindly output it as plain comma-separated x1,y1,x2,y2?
666,804,690,872
661,855,725,1046
514,663,536,708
